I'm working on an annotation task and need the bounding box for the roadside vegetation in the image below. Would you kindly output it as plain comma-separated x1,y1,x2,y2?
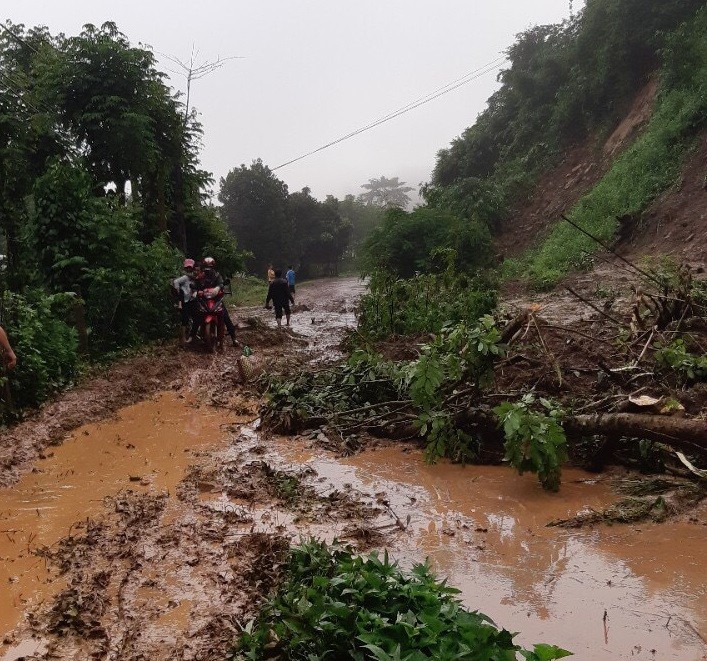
0,23,385,420
234,539,570,661
0,22,242,417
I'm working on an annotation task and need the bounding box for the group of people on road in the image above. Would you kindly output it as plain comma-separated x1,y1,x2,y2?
171,258,301,350
172,257,238,348
265,264,296,328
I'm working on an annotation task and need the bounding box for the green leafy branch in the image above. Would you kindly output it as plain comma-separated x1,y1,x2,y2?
233,539,571,660
494,394,568,492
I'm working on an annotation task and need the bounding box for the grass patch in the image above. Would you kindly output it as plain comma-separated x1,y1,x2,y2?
231,275,268,306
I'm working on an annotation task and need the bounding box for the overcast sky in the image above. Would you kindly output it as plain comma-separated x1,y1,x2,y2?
8,1,582,202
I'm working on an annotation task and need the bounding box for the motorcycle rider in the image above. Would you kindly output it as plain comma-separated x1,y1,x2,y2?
172,258,199,346
195,257,238,347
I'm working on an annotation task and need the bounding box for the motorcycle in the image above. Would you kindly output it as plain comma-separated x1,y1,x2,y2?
195,286,226,352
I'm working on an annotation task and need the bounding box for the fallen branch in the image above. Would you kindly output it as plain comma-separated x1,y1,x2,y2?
566,287,623,326
565,413,707,454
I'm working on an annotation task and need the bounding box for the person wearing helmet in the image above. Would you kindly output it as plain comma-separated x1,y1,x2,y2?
195,257,239,346
173,258,198,346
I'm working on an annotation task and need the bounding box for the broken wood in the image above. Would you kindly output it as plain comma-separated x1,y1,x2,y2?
565,413,707,454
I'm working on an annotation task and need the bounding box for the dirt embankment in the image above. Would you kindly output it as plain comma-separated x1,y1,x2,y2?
495,78,659,260
496,74,707,271
621,129,707,264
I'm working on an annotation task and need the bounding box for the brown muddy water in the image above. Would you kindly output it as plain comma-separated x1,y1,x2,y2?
1,277,706,660
0,392,240,651
213,425,707,661
1,397,705,661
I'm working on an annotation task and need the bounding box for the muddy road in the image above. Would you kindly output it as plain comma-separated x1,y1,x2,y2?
0,277,705,660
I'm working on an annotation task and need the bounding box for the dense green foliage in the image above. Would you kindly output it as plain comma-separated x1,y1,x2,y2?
235,539,570,660
362,208,493,278
358,265,497,339
1,291,78,408
0,21,242,414
219,161,364,277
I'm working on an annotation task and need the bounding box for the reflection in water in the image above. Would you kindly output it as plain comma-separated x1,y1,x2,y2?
271,439,707,661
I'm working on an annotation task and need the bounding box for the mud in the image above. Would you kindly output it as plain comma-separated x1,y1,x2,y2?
0,277,705,661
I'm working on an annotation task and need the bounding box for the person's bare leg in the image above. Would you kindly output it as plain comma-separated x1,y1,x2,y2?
276,316,282,328
286,313,291,326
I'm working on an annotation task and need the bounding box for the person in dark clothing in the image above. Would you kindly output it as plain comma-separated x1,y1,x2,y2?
265,269,295,327
194,257,239,346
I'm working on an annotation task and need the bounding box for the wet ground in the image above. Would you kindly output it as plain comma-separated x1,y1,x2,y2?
0,276,705,660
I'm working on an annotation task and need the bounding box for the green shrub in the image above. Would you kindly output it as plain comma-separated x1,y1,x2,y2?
2,290,79,411
235,539,571,661
358,269,497,339
361,207,493,278
494,395,568,492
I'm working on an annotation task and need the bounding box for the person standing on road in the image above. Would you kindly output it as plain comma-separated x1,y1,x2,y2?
286,265,296,303
265,269,295,328
0,325,17,370
267,264,275,284
172,258,199,346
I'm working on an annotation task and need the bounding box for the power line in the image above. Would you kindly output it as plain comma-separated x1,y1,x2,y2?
0,72,46,116
0,23,40,53
272,55,507,171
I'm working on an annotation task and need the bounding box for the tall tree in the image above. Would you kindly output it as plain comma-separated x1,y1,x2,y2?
358,176,414,209
218,159,289,272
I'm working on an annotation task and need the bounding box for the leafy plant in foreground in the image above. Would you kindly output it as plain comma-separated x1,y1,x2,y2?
655,339,707,383
494,394,568,492
234,539,571,661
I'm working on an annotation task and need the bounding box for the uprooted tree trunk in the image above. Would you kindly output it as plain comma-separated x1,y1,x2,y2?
565,413,707,456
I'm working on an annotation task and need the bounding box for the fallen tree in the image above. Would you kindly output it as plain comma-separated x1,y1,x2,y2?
565,412,707,454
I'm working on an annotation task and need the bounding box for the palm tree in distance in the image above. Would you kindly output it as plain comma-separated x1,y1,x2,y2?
358,176,414,209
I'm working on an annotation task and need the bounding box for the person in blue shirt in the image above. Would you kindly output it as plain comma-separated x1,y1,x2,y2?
286,265,296,302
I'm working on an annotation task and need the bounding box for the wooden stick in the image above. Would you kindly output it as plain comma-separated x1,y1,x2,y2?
566,287,623,326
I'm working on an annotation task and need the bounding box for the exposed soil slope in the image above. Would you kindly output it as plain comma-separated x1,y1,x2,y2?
621,130,707,263
495,78,659,259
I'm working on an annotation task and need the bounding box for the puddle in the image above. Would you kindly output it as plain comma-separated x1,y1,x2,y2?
0,390,238,643
250,277,366,362
266,437,707,661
